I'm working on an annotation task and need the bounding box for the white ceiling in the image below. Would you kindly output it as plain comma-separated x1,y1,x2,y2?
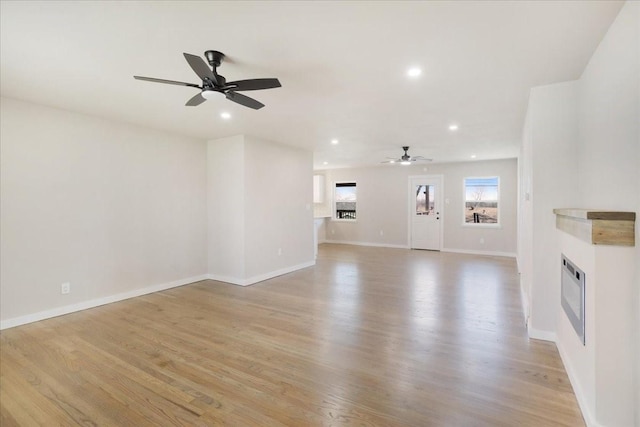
0,1,623,169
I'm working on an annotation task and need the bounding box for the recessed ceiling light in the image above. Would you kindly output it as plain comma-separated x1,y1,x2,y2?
471,154,477,159
331,139,339,145
323,161,329,165
407,67,422,78
220,112,231,120
449,124,459,131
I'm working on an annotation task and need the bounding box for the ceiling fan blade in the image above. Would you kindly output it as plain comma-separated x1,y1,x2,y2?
134,76,201,88
225,91,264,110
227,78,281,91
185,93,206,106
412,156,433,162
183,53,220,85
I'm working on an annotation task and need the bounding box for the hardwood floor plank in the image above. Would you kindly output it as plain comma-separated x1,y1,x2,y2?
1,340,123,425
0,373,59,426
0,244,584,426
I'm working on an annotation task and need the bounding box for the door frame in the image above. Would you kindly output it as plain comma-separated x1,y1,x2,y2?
408,175,444,250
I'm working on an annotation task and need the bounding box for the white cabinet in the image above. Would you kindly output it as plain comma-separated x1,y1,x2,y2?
313,175,325,203
313,218,325,258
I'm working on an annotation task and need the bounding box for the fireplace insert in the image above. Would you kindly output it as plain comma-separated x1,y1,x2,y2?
561,254,586,345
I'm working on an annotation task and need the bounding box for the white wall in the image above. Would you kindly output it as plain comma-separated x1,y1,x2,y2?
520,81,580,338
244,136,314,279
207,135,315,285
207,136,245,280
1,97,208,326
556,232,636,427
439,159,517,255
313,171,331,218
518,109,533,321
323,166,409,248
321,158,517,255
571,2,639,424
577,1,639,211
1,101,316,327
521,2,639,425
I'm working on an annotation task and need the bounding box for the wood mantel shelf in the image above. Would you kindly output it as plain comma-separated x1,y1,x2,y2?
553,208,636,246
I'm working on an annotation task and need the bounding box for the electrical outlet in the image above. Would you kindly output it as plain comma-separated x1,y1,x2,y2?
278,248,282,256
479,238,485,244
379,230,384,236
61,282,70,294
331,229,335,235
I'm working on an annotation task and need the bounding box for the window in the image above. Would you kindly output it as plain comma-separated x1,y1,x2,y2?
464,177,499,225
415,184,435,215
334,182,356,220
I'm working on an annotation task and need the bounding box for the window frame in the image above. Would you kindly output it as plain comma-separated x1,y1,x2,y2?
333,181,357,222
462,176,501,227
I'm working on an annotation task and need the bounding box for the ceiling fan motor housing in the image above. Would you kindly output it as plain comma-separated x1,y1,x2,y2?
204,50,225,68
402,146,411,161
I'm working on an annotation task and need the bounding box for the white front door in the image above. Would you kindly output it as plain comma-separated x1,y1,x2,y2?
409,175,443,250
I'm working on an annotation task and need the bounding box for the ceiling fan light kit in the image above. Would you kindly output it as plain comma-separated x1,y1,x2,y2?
134,50,281,110
201,90,217,100
382,146,432,165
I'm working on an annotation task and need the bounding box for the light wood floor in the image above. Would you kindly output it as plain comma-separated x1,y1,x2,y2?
1,244,584,426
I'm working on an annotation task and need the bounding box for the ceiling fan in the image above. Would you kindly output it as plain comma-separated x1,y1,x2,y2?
134,50,281,110
382,146,432,165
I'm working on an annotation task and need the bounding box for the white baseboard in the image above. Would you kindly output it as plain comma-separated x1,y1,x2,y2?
0,274,209,330
556,338,599,427
208,260,315,286
206,273,247,286
442,248,517,258
527,322,557,342
1,260,317,329
323,240,409,249
321,241,516,256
